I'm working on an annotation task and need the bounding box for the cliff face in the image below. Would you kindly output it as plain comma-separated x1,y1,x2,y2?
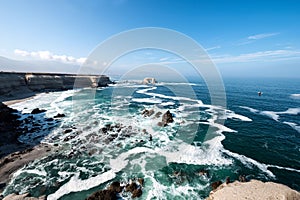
0,72,112,100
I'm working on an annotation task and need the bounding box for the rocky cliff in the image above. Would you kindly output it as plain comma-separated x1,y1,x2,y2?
0,72,112,101
206,179,300,200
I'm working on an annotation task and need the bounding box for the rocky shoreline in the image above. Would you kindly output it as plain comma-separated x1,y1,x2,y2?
0,72,113,197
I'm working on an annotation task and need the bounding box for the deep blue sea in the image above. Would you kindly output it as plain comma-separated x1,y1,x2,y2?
4,77,300,199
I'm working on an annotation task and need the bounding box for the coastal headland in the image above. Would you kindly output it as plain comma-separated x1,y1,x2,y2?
0,71,112,103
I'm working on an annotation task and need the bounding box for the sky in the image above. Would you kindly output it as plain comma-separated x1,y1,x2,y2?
0,0,300,77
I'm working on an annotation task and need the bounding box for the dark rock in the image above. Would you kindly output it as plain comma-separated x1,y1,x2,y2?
53,113,65,118
157,122,163,127
88,149,97,156
138,178,144,186
142,109,154,117
132,188,143,198
64,129,72,134
100,127,108,134
161,110,173,126
125,182,138,193
149,134,153,141
198,169,209,176
239,175,247,182
86,189,117,200
155,111,162,118
31,108,46,114
46,118,54,121
109,181,122,193
226,176,230,184
0,182,6,189
211,180,222,190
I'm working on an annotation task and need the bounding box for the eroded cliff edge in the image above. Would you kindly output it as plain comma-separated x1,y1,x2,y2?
0,72,112,102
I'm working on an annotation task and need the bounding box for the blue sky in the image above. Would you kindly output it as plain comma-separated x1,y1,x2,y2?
0,0,300,77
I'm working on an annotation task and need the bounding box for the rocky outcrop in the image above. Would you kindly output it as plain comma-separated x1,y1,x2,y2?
0,72,112,101
2,193,45,200
142,77,156,84
158,110,174,126
86,179,144,200
0,102,22,148
206,180,300,200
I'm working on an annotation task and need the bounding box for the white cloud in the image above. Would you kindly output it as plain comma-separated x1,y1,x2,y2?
159,57,170,61
205,46,221,51
212,49,300,63
14,49,86,65
247,32,279,40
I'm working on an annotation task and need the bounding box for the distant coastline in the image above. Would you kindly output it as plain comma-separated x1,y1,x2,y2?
0,71,113,103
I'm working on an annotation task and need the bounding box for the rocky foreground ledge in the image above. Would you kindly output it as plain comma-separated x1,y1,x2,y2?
206,179,300,200
0,72,112,102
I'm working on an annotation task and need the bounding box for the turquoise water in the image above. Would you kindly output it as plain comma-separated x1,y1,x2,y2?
3,78,300,199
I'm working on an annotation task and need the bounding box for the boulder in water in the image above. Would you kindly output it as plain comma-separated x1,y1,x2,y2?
31,108,46,114
86,190,117,200
132,188,143,198
159,110,174,126
53,113,65,118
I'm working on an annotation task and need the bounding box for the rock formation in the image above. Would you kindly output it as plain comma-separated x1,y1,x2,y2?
158,110,174,126
0,72,112,101
206,180,300,200
142,77,156,84
2,193,46,200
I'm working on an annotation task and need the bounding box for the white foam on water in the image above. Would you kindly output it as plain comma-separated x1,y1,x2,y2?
131,98,162,104
222,149,275,178
157,82,199,86
239,106,259,113
199,121,236,133
160,141,233,166
225,110,252,121
12,168,47,178
290,94,300,99
283,121,300,133
277,108,300,115
160,101,175,106
47,170,116,200
267,164,300,173
260,111,280,121
145,173,206,200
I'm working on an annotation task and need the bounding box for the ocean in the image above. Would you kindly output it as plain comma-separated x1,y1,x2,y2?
3,77,300,199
